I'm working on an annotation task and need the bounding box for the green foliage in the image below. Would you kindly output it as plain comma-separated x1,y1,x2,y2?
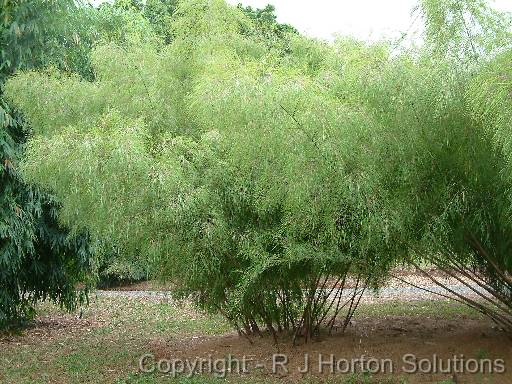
0,0,74,82
95,0,181,44
0,0,100,328
5,0,389,336
93,0,164,47
419,0,512,62
0,0,166,290
237,3,297,52
5,0,512,334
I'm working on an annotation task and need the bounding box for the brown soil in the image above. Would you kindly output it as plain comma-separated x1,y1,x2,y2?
150,317,512,383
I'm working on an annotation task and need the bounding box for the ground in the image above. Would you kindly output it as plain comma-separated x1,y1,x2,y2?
1,287,510,384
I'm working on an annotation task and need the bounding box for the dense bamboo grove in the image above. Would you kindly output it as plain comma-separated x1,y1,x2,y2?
4,0,512,337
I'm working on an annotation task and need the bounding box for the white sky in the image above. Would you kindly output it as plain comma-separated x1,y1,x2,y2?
226,0,512,42
91,0,512,42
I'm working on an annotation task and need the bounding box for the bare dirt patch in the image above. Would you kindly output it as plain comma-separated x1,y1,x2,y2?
0,315,100,346
150,316,512,384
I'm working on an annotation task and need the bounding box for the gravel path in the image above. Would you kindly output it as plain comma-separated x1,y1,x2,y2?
96,290,173,299
96,274,487,303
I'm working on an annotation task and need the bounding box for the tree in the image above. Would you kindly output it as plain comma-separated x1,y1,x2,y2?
400,0,512,331
6,0,512,337
94,0,171,45
0,0,97,328
5,0,392,341
317,0,512,331
237,3,297,50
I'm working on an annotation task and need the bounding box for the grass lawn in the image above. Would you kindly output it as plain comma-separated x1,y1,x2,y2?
0,295,498,384
0,296,230,384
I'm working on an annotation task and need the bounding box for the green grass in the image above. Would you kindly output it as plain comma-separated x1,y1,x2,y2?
0,296,484,384
0,296,231,384
113,373,406,384
114,373,452,384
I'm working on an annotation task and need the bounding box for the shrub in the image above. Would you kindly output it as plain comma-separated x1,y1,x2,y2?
0,0,95,328
5,0,512,336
